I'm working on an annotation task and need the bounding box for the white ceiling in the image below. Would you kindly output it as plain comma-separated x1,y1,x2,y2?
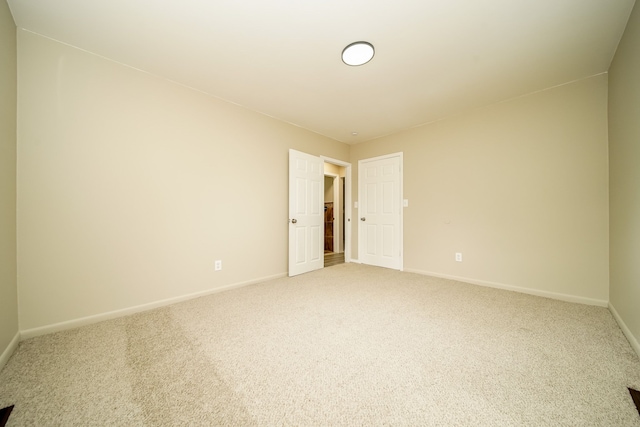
6,0,637,143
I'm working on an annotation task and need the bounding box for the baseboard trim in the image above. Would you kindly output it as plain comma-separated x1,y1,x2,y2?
0,331,20,372
349,259,360,264
609,302,640,359
20,272,287,340
404,268,609,307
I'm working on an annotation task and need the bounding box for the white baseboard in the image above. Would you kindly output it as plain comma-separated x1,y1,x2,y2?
21,272,287,340
348,259,360,264
0,331,21,372
404,268,609,307
609,302,640,359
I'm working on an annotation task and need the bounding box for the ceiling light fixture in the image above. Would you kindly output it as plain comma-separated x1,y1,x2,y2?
342,41,375,66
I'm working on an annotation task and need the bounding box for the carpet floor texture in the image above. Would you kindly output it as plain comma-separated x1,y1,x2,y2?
1,263,639,426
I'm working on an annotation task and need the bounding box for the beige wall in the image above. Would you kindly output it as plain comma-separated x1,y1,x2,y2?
350,75,610,304
609,0,640,353
324,176,334,203
7,14,628,338
0,1,18,363
324,162,341,176
17,30,349,331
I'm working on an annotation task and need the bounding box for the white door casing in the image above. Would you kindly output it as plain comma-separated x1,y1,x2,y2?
333,174,340,254
289,149,324,276
358,153,403,270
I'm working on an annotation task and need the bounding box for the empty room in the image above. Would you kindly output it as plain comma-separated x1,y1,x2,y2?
1,0,640,425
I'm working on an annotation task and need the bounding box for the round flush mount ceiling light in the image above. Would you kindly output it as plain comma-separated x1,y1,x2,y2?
342,41,375,66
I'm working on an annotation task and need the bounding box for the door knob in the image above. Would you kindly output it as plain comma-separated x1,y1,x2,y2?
360,217,366,221
291,218,297,224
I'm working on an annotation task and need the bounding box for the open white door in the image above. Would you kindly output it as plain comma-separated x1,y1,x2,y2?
359,153,403,270
289,149,324,276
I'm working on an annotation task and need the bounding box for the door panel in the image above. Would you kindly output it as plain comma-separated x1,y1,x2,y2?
310,225,321,260
359,154,402,270
289,149,324,276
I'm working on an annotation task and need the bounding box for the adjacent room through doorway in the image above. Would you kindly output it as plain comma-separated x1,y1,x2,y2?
324,162,346,267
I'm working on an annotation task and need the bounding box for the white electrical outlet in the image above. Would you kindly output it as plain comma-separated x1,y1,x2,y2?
455,253,462,262
215,260,222,271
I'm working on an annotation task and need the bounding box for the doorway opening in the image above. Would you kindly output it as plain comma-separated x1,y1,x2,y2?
322,157,351,268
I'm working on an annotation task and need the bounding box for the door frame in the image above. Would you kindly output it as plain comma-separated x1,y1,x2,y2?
321,156,352,263
357,152,403,271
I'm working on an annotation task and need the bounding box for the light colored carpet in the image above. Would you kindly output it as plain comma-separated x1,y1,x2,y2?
1,263,639,426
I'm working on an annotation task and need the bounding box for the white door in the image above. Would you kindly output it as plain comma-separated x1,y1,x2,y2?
359,153,402,270
289,149,324,276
